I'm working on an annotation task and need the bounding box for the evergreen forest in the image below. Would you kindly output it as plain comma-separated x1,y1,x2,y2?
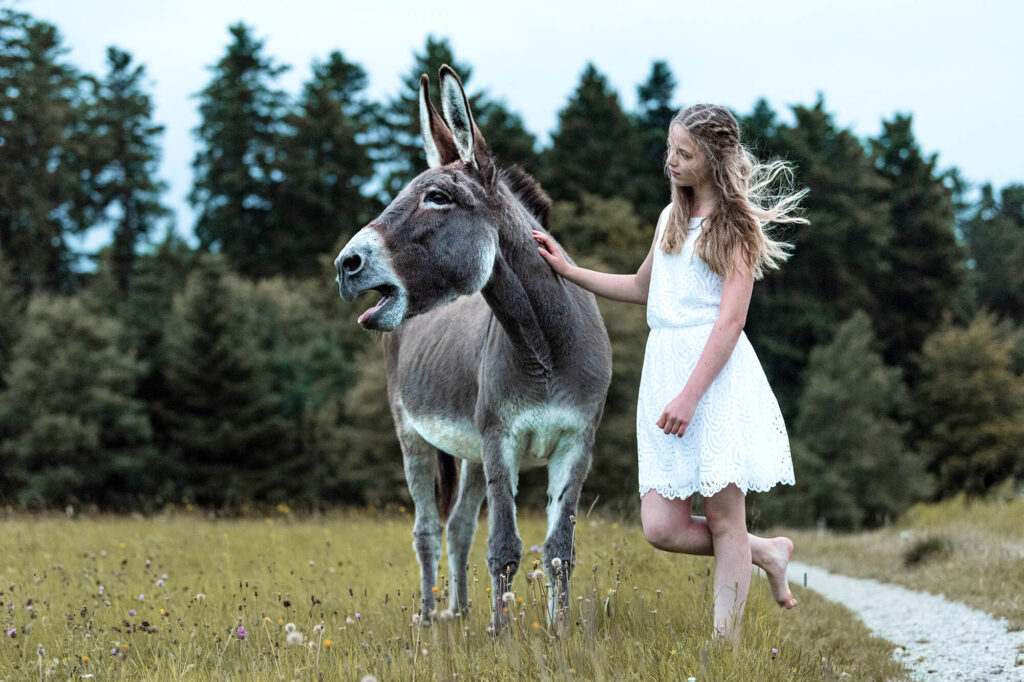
2,9,1022,529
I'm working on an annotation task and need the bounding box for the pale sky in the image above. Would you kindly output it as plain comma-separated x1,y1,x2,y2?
24,0,1024,249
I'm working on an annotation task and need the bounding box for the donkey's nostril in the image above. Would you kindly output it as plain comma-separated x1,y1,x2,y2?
342,253,364,276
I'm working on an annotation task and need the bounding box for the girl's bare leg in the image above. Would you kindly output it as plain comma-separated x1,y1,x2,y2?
640,489,797,609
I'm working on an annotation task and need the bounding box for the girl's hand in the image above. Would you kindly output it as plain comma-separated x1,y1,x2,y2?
657,392,698,437
532,230,572,276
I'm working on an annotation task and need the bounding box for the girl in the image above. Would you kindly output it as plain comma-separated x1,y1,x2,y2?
533,103,807,642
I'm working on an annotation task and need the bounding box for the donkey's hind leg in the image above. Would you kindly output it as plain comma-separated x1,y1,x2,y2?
401,433,444,623
446,460,486,615
543,436,594,624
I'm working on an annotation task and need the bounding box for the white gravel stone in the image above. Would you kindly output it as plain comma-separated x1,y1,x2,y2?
789,561,1024,681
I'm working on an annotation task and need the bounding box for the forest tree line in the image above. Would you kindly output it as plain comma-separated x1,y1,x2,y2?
1,7,1022,528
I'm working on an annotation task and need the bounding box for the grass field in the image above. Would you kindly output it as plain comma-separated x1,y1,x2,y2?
0,508,908,681
782,493,1024,632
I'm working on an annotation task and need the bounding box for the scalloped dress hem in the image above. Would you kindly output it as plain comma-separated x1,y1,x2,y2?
639,476,796,502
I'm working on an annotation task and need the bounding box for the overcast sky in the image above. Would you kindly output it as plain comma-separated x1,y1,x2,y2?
25,0,1024,247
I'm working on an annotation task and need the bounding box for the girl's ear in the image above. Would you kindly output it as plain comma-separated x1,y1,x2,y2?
419,74,458,168
438,64,495,187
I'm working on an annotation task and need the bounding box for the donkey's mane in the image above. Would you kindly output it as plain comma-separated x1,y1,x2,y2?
500,164,551,230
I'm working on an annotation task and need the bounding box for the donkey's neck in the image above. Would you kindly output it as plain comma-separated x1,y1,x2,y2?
480,201,577,382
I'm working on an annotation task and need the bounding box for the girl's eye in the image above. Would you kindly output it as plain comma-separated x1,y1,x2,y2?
424,190,451,206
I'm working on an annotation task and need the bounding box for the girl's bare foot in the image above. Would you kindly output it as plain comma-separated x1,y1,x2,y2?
759,537,797,609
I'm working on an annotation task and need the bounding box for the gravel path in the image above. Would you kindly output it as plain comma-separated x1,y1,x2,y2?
788,561,1024,681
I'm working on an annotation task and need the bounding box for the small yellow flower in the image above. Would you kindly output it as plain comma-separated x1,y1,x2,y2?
516,596,523,604
531,621,540,629
670,649,676,655
486,587,492,594
431,586,439,593
612,523,619,529
81,655,90,663
159,608,166,616
323,639,333,648
119,542,126,549
277,618,284,625
185,503,194,511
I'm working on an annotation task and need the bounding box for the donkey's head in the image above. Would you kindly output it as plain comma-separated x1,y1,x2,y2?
335,66,502,331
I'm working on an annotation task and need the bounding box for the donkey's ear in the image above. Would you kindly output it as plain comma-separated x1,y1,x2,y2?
438,65,494,184
419,74,458,168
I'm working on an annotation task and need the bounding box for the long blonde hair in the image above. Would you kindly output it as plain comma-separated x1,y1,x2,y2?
661,104,808,280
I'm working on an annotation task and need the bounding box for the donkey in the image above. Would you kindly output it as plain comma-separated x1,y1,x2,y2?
335,66,611,632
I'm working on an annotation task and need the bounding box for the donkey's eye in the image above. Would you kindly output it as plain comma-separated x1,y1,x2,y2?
424,190,452,207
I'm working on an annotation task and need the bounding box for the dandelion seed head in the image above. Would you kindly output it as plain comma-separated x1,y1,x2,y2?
501,591,515,603
551,557,562,569
313,623,325,634
284,622,296,633
439,609,454,622
286,631,303,645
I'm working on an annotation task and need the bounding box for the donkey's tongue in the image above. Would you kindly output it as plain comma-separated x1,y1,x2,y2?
358,296,390,324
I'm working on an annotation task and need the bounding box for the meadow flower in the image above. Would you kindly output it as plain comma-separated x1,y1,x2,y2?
530,544,542,552
411,614,422,626
439,609,454,622
771,647,778,659
156,579,164,587
284,622,296,632
313,622,325,634
236,626,247,639
137,594,145,601
195,593,205,601
346,616,356,624
551,557,562,570
286,631,303,645
323,638,333,647
501,591,515,604
128,610,136,617
6,628,15,637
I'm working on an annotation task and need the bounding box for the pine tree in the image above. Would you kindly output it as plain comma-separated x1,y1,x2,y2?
270,50,378,276
160,256,288,506
91,47,169,292
548,194,652,272
793,311,926,529
0,8,99,294
632,60,678,224
0,295,155,507
962,183,1024,320
0,245,22,388
740,97,894,413
912,313,1024,496
541,63,643,204
189,23,288,277
869,114,965,368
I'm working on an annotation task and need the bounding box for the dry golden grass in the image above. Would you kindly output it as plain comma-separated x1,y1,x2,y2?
783,494,1024,631
0,509,909,680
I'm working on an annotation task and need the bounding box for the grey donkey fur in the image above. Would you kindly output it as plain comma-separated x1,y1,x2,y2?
335,66,611,632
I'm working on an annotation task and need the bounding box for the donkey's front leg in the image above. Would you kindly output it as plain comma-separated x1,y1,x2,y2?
402,437,444,624
482,434,522,633
543,437,593,625
447,460,487,615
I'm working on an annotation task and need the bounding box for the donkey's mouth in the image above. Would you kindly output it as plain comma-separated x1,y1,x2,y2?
357,284,402,328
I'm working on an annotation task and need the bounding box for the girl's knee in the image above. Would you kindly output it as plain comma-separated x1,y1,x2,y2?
642,518,671,548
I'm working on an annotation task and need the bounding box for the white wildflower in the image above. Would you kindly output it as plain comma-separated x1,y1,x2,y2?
286,631,303,645
551,557,562,570
501,591,515,604
284,622,296,633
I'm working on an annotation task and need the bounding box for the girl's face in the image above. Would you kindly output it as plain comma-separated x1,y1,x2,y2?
666,123,708,188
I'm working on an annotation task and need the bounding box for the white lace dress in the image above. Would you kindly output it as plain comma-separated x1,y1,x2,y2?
636,209,795,500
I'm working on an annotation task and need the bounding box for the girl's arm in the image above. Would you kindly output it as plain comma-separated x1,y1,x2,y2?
533,230,654,305
657,257,754,436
